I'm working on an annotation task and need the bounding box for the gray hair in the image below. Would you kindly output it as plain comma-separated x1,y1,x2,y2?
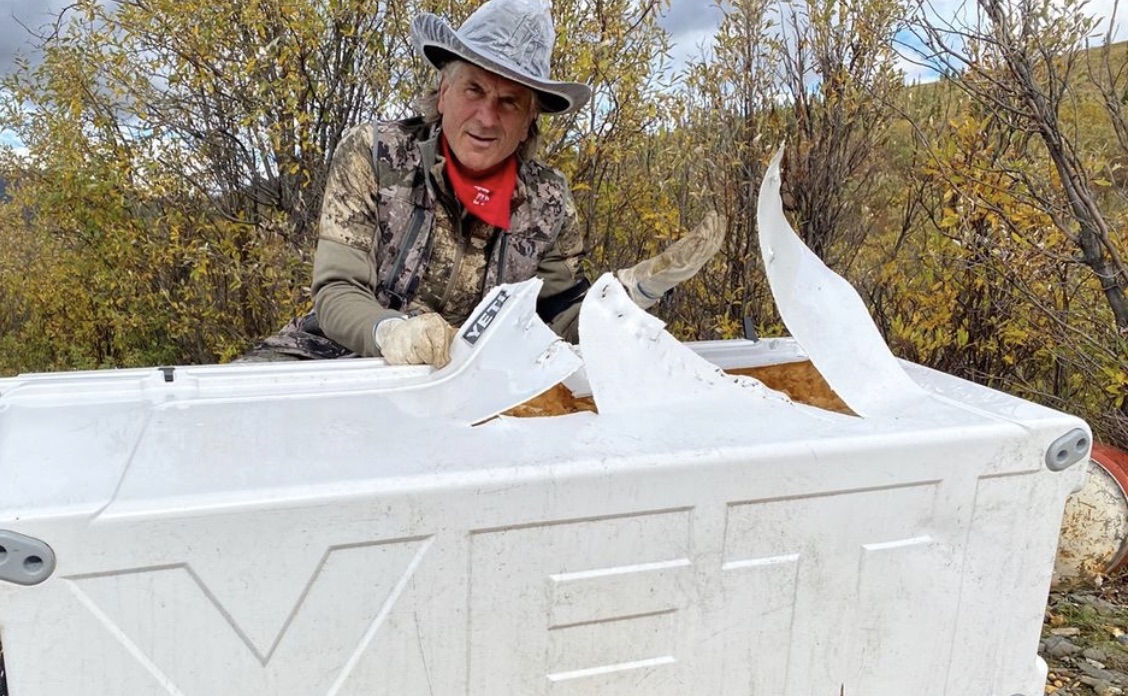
415,60,542,161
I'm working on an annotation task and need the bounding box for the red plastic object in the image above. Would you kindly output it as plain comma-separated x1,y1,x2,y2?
1094,442,1128,573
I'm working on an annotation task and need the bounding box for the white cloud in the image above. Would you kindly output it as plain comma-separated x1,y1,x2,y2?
666,26,720,68
660,0,725,70
1,134,29,162
661,0,726,35
665,0,1124,82
1086,0,1126,41
915,0,1125,43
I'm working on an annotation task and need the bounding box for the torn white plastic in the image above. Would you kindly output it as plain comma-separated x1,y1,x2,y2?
0,279,576,427
391,277,582,423
757,145,928,417
577,273,849,423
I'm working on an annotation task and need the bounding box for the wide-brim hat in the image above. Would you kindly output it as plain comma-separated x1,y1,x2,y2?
411,0,591,115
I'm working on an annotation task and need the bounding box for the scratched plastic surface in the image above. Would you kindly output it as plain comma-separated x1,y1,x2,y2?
0,154,1091,696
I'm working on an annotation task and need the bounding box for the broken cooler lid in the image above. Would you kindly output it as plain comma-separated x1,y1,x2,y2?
0,145,1092,696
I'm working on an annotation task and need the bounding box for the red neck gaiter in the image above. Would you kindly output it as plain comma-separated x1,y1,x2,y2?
441,135,518,230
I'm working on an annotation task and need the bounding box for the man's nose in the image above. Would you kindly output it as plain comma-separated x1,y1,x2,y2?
475,99,502,128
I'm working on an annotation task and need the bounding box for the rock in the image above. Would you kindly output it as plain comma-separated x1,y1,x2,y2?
1078,660,1120,683
1095,599,1120,615
1085,647,1111,664
1074,593,1121,615
1081,676,1113,694
1046,635,1084,659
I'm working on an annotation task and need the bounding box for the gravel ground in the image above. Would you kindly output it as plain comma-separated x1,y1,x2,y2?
1042,574,1128,695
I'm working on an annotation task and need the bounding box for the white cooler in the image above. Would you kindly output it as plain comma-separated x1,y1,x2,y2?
0,150,1090,696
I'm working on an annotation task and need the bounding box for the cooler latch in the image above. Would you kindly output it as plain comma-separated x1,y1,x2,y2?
0,530,56,586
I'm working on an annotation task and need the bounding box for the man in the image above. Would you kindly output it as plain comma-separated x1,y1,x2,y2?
243,0,723,366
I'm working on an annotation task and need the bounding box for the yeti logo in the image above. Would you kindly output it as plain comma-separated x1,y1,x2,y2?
462,289,512,345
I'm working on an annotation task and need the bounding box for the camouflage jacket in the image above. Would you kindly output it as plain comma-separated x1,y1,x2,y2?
308,117,589,358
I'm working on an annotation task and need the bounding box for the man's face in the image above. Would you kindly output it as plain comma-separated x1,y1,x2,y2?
438,62,537,173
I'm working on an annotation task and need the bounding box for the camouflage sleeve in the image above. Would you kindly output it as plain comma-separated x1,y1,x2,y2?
311,123,402,357
536,182,587,343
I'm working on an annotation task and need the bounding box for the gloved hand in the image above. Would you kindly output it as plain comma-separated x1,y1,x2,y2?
615,211,726,309
373,313,458,368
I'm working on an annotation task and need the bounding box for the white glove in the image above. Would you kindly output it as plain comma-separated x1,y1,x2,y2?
616,211,726,309
373,314,457,368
